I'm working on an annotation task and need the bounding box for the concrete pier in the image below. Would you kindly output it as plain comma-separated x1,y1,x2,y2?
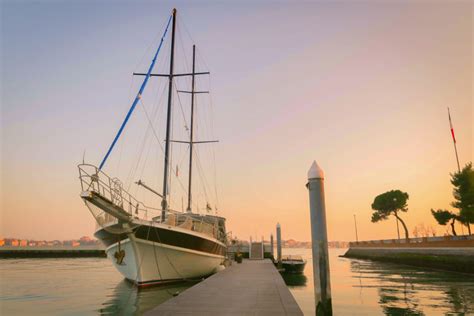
146,259,303,315
344,236,474,273
345,246,474,274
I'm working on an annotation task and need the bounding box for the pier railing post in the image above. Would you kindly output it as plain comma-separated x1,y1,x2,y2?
307,161,332,315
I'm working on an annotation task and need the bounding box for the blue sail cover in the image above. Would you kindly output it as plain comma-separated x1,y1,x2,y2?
99,14,173,170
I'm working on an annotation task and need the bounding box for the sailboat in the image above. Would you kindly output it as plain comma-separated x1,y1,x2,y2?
77,8,227,287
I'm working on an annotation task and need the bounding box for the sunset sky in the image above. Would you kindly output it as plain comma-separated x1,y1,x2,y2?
1,1,472,242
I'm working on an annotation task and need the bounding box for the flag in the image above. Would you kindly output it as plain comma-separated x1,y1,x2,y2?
448,107,461,172
448,108,456,144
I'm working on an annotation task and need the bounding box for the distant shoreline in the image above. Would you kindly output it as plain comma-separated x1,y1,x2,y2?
0,247,106,258
0,245,104,250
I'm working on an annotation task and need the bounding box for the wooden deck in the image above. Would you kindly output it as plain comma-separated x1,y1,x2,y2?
145,259,303,315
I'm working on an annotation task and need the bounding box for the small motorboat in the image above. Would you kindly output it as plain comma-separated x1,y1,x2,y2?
281,255,307,274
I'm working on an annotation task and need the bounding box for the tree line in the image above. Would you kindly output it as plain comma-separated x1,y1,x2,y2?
370,163,474,239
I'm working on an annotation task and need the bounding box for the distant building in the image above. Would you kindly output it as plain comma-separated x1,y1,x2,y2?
19,240,28,247
0,239,4,247
9,239,20,247
79,236,99,246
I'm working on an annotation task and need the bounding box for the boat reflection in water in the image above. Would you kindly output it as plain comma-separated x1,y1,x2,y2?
99,279,198,315
281,272,308,287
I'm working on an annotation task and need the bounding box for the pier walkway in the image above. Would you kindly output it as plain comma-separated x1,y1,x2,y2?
146,259,303,315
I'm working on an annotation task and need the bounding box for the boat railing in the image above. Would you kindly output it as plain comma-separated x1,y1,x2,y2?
282,255,305,262
78,164,157,221
78,164,221,240
165,211,221,240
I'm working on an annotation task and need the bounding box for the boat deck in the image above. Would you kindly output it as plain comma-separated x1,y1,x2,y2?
145,259,303,315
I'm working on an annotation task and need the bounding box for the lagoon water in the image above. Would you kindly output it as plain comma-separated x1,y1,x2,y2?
1,248,473,315
285,248,474,315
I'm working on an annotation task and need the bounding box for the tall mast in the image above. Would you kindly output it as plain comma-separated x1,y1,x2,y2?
161,8,177,221
186,45,196,213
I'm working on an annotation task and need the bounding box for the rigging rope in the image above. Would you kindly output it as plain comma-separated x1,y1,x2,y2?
135,82,168,187
110,13,219,214
137,92,190,204
125,49,169,193
99,14,173,171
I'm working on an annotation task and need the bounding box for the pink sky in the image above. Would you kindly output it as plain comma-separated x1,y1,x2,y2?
1,1,472,242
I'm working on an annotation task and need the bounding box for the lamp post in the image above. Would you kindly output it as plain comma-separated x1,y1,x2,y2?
353,214,359,243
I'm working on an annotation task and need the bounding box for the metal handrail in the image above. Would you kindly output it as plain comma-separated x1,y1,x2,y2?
78,164,220,240
78,164,154,219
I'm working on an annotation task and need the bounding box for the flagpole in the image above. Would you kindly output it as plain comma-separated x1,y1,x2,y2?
353,214,359,243
448,107,461,173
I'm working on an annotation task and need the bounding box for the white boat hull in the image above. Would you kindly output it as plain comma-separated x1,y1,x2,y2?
98,227,225,286
80,180,227,286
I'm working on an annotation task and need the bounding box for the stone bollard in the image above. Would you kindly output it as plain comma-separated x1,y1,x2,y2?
307,161,332,315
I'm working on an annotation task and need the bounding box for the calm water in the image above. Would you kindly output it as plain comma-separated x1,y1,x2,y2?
1,249,473,315
285,248,474,315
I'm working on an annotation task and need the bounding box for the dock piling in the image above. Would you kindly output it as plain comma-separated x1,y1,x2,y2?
307,161,332,315
270,233,274,261
276,223,282,267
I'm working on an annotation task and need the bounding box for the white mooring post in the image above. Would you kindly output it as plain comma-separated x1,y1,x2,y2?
307,161,332,315
276,223,282,267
